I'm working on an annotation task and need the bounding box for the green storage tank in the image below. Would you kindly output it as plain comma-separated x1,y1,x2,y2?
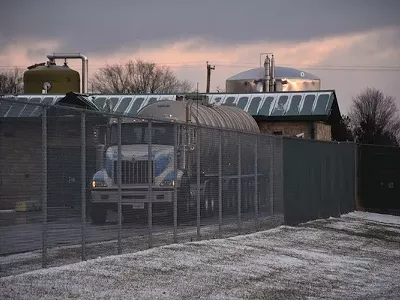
23,62,80,94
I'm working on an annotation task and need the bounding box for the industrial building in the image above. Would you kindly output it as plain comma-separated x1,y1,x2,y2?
0,90,342,210
83,89,339,141
0,52,344,211
223,54,333,139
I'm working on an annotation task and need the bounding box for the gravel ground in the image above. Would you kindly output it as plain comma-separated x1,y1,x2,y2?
0,211,399,300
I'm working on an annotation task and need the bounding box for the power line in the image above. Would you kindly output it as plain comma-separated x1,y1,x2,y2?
1,62,400,72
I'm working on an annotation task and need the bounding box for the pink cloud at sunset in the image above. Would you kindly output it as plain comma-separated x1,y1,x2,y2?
0,26,399,114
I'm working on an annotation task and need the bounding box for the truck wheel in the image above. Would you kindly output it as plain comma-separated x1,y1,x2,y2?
90,204,107,225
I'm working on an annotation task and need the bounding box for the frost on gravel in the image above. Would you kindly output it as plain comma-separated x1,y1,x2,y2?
1,211,400,300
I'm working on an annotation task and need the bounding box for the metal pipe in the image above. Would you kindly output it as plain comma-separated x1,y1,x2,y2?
259,52,273,68
270,54,275,92
46,53,88,93
264,56,271,92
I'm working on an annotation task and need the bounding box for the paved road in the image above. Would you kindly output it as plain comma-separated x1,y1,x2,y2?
0,208,273,255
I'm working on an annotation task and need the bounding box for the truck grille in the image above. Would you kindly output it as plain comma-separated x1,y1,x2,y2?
113,160,154,184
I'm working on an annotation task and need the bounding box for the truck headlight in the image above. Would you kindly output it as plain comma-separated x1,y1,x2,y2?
92,180,107,188
160,180,174,187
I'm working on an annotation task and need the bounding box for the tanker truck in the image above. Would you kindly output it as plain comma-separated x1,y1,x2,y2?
89,95,264,224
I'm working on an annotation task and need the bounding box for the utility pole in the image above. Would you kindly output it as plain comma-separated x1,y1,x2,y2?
206,61,215,93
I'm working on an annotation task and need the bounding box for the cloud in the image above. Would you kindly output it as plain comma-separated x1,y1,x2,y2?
0,26,399,115
1,0,399,56
0,39,62,68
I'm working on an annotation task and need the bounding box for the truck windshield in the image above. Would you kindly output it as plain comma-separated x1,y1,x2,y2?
109,122,175,146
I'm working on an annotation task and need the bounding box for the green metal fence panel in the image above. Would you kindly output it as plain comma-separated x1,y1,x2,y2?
282,138,355,226
358,144,400,213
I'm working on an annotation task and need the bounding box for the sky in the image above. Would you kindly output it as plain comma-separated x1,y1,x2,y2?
1,0,399,114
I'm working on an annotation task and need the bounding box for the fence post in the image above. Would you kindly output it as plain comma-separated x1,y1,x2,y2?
254,135,259,227
117,117,122,254
41,106,48,268
81,112,87,261
237,133,242,232
354,142,358,212
196,125,201,240
147,120,153,248
218,129,223,235
173,123,178,243
270,137,275,215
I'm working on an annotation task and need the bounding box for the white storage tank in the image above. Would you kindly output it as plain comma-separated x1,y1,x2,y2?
226,66,321,93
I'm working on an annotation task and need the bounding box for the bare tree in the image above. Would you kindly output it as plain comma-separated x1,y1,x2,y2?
332,114,354,142
349,87,400,146
91,59,194,94
0,68,24,94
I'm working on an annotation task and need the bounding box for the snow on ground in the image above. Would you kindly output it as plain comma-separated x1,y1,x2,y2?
0,215,284,277
1,211,400,300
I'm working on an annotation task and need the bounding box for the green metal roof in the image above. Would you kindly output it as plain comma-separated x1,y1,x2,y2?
0,94,97,117
0,90,337,119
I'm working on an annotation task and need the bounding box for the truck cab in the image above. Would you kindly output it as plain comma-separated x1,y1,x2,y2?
89,97,262,225
90,115,189,224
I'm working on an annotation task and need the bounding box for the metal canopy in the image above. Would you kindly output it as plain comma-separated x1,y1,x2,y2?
205,91,335,117
0,95,63,117
0,93,99,118
87,91,336,117
0,90,337,119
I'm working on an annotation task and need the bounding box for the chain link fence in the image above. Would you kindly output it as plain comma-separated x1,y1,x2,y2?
0,96,355,277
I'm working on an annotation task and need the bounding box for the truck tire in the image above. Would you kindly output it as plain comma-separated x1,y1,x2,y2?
90,204,107,225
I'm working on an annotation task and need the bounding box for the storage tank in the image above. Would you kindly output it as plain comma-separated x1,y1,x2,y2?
23,61,80,94
136,98,259,171
226,66,321,93
137,98,260,133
